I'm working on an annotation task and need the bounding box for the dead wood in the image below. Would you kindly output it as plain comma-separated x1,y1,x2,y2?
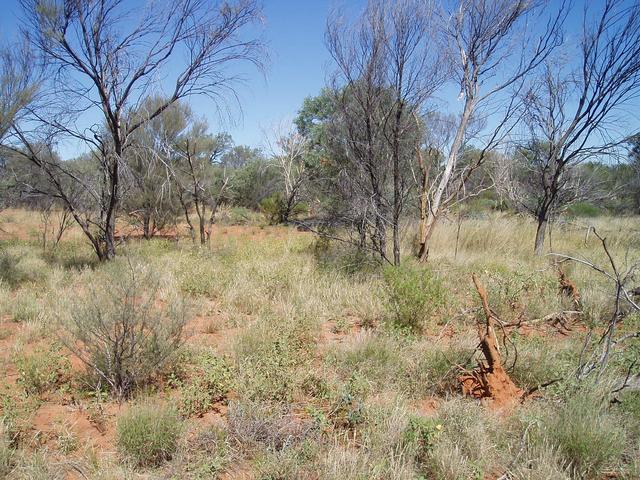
557,266,581,308
459,274,523,405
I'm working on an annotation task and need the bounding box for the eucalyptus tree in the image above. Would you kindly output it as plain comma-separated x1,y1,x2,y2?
417,0,566,261
325,0,440,265
122,97,187,239
6,0,264,260
171,121,232,245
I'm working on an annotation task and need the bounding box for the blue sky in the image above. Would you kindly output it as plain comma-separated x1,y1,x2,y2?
1,0,638,159
0,0,365,156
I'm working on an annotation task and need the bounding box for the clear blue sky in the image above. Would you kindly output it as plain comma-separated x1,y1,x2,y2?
0,0,365,157
1,0,638,159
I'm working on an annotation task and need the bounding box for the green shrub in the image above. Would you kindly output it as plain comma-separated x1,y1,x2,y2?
566,202,601,218
403,415,441,462
179,353,234,417
0,246,49,287
61,259,188,397
117,403,181,467
14,346,70,395
259,193,308,225
383,263,444,333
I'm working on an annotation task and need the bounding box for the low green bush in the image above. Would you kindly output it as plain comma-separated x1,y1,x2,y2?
259,193,308,225
179,352,234,417
116,403,181,467
14,346,70,395
383,263,444,333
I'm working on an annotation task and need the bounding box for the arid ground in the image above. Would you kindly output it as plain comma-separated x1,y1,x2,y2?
1,208,639,479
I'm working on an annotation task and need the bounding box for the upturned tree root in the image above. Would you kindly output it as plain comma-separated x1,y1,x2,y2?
459,274,523,406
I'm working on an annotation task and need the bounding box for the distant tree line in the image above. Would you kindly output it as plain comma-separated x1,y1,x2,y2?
1,0,640,264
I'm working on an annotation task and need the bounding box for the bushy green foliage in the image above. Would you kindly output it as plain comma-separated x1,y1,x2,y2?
383,263,444,333
566,201,602,218
116,403,181,467
403,415,441,463
179,352,234,417
14,346,69,395
259,192,308,225
0,246,49,287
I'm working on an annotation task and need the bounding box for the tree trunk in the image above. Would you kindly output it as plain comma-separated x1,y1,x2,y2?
392,101,403,266
534,215,547,256
142,212,151,239
198,203,206,246
418,95,475,263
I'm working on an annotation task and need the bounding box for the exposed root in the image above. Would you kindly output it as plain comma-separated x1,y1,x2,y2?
557,267,580,308
459,275,523,406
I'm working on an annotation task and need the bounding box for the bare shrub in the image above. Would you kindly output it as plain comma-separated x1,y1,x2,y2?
59,259,188,397
227,400,315,452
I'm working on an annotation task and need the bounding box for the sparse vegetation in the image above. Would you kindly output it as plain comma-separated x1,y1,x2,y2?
60,260,188,397
0,0,640,477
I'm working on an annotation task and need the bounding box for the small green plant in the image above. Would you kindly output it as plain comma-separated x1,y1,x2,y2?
179,352,234,417
403,416,441,462
55,423,78,454
116,403,181,467
14,346,70,395
383,263,444,333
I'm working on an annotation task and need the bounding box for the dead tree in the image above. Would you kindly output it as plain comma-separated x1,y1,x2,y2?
460,274,523,404
263,121,309,223
417,0,566,261
510,0,640,255
7,0,264,260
